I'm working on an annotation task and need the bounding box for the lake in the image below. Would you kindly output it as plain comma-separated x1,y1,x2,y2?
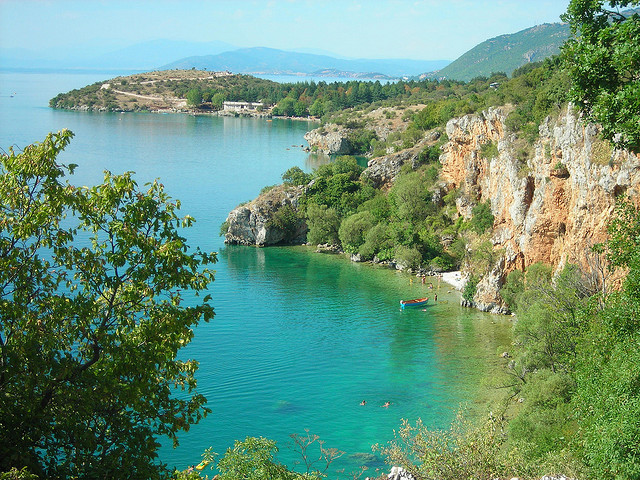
0,71,512,476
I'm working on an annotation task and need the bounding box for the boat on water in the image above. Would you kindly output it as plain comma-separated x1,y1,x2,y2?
400,297,429,309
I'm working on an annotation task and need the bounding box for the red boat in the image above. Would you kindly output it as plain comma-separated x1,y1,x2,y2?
400,297,429,309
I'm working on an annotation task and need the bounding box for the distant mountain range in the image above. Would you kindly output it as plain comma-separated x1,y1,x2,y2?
160,47,450,79
0,40,237,71
1,20,581,81
427,23,571,81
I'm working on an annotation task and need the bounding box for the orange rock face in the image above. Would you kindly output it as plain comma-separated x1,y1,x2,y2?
440,105,640,312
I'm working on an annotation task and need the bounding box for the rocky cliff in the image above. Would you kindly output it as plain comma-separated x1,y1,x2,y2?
224,104,639,311
303,125,352,155
224,184,307,246
440,105,640,312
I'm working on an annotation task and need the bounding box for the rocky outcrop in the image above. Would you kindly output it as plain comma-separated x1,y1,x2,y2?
362,148,419,189
224,184,307,246
440,104,640,311
304,124,351,155
386,466,416,480
362,131,442,189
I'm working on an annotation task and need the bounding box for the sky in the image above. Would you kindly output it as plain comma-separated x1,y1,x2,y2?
0,0,572,61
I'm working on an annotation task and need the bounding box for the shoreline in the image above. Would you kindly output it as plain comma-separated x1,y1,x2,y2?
440,270,466,291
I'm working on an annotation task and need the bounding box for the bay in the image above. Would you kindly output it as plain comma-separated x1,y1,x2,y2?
0,72,511,476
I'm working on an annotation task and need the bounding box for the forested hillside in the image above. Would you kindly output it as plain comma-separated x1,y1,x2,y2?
222,1,640,478
5,0,639,478
428,22,570,81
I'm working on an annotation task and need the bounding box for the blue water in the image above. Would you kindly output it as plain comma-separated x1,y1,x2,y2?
0,72,511,476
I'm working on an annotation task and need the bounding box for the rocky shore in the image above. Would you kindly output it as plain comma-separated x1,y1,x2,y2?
223,103,640,315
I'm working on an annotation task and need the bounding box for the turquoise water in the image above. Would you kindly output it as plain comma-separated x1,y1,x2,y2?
0,72,512,476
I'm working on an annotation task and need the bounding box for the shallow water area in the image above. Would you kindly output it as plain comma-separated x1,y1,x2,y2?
0,71,513,477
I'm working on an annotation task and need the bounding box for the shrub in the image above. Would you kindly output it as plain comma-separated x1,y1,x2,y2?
338,211,375,253
282,166,312,186
394,245,423,269
260,184,277,195
359,222,392,260
266,204,302,241
463,274,479,303
500,269,524,310
470,201,495,234
306,204,341,245
481,141,499,159
347,129,378,154
375,412,523,480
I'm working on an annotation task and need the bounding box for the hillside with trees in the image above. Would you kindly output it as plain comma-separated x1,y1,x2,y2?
5,0,640,478
222,1,640,478
428,22,570,81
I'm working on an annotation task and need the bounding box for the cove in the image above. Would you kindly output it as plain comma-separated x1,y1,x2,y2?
0,71,512,476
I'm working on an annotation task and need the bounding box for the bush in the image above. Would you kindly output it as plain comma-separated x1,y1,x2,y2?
260,184,277,195
306,204,341,245
463,274,479,303
266,204,302,241
470,201,494,234
418,144,442,164
216,437,297,480
375,413,524,480
282,166,312,186
347,128,377,154
430,254,456,271
359,222,392,260
480,141,499,159
394,245,423,269
500,269,524,310
507,370,577,464
338,211,375,253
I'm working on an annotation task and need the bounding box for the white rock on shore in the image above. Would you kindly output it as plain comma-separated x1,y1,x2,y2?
387,466,415,480
441,270,466,291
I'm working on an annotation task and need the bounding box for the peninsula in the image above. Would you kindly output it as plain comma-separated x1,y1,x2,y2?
49,70,278,114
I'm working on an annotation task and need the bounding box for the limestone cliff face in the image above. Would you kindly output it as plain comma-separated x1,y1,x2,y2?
224,184,307,246
303,124,351,155
440,105,640,312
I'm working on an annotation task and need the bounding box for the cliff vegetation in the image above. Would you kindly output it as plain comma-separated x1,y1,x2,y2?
221,1,640,477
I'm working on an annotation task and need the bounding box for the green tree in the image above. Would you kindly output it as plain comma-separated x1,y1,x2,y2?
266,204,303,242
216,437,298,480
186,88,203,107
211,92,226,109
0,131,216,479
359,222,393,261
562,0,640,152
470,201,495,234
572,197,640,478
305,203,341,245
281,166,312,186
338,211,375,253
394,245,423,269
390,172,431,223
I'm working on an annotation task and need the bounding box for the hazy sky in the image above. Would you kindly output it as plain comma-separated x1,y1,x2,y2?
1,0,571,60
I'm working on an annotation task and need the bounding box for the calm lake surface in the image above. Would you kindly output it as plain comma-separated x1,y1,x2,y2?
0,71,512,476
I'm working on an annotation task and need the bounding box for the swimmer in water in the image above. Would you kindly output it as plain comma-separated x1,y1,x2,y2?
360,400,366,406
382,401,390,408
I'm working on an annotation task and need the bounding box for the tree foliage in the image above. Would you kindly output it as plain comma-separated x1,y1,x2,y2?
572,197,640,478
562,0,640,152
0,131,216,479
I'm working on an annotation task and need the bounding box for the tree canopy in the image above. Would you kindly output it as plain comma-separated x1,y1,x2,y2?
562,0,640,152
0,131,216,479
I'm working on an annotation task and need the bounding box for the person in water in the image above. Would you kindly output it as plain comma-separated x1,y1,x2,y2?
360,400,366,406
382,401,390,408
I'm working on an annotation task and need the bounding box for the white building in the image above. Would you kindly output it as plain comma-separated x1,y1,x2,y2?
222,101,264,112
